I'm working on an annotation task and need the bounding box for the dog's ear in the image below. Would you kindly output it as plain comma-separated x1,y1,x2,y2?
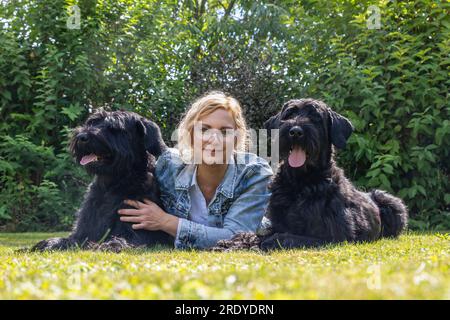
281,101,291,112
328,109,354,149
264,113,280,130
136,119,167,157
264,101,292,130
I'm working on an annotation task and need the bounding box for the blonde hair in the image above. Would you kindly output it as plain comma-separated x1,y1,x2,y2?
177,91,248,162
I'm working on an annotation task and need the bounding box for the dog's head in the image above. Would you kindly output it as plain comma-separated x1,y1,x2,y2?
264,99,353,169
69,110,167,176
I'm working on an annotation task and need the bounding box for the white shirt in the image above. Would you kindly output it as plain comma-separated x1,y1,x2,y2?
175,166,210,241
188,166,209,225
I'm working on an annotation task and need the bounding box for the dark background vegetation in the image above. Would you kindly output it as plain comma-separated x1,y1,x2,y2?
0,0,448,231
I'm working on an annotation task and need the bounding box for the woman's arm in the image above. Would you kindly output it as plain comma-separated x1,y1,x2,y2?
118,198,179,237
119,164,272,249
118,148,181,237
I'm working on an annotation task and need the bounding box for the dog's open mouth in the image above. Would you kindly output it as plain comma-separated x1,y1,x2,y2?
79,153,109,166
288,146,306,168
80,154,99,166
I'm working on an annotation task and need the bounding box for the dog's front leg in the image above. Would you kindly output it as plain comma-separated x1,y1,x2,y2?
91,236,135,253
31,237,78,252
259,233,326,251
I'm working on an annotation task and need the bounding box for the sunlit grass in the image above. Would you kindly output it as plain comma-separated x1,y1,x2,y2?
0,231,448,299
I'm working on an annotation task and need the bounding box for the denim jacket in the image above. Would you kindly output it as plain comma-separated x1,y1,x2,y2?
155,148,273,249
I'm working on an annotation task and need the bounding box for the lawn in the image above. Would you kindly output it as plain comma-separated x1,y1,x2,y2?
0,232,448,299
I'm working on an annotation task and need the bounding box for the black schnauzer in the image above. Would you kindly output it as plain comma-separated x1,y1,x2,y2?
258,98,408,250
31,110,172,252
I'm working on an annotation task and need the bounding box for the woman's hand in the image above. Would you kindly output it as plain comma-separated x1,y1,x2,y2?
118,199,179,237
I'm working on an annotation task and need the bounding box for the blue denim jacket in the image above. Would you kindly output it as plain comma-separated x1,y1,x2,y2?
155,148,273,249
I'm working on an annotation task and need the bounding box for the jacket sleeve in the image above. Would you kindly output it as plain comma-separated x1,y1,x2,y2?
174,164,273,249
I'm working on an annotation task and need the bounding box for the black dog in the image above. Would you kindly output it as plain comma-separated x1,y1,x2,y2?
32,110,172,252
259,98,408,250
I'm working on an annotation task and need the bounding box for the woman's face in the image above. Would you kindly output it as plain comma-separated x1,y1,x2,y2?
192,108,237,165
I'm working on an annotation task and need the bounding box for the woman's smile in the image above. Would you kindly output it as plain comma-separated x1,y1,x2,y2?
192,108,236,165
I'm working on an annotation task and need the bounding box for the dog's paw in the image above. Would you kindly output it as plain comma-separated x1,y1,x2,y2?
259,233,288,251
31,237,75,252
211,232,261,252
92,237,134,253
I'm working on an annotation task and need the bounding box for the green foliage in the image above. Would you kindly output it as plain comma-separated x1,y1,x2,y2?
0,135,87,231
0,0,448,231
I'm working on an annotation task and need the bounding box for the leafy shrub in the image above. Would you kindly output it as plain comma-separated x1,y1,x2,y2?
0,0,448,231
0,135,87,231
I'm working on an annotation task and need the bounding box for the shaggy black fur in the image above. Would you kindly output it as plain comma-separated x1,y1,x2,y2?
31,110,172,252
258,98,408,250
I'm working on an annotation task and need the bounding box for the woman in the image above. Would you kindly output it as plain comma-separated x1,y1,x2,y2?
118,91,273,249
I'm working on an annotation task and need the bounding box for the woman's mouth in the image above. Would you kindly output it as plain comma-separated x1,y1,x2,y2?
204,149,217,156
203,147,223,153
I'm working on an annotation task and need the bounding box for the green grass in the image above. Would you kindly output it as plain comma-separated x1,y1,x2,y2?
0,232,448,299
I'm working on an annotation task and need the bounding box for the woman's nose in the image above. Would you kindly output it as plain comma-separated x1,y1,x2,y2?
208,132,221,144
203,130,219,142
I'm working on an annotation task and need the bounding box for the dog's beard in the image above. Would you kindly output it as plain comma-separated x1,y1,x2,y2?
78,153,114,175
74,145,112,168
78,150,128,176
71,138,115,175
71,135,148,179
79,153,113,166
279,129,320,169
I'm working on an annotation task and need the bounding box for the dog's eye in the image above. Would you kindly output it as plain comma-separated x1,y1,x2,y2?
86,118,102,127
311,115,322,123
281,108,296,120
109,126,124,133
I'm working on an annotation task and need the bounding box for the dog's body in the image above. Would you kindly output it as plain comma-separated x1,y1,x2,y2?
259,99,408,250
32,110,172,251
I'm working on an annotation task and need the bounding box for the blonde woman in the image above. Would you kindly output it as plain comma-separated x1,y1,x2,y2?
118,91,273,249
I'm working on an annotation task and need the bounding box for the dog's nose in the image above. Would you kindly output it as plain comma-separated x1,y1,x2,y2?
289,126,304,138
77,132,89,143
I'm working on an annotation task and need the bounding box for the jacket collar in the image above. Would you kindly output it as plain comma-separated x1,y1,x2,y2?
175,153,237,199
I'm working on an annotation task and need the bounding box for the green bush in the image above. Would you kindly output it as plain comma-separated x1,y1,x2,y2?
0,0,448,231
0,135,87,231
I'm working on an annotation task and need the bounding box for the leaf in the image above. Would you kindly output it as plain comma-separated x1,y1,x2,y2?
379,174,392,190
382,164,394,175
0,206,12,220
61,104,83,121
1,91,12,101
445,194,450,205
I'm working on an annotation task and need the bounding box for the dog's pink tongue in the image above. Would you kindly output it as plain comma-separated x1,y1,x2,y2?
80,154,97,166
288,147,306,168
